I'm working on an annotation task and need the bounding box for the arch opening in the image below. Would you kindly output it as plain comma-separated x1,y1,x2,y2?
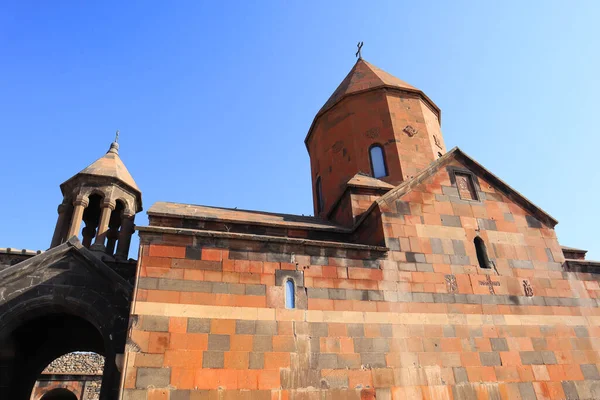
106,200,125,255
285,279,295,309
40,388,78,400
369,144,388,178
81,194,103,248
0,310,110,400
474,237,491,269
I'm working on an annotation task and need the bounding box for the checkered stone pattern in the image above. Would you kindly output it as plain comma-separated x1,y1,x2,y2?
121,158,600,400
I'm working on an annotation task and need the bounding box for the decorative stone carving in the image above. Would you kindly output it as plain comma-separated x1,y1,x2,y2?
433,135,443,149
479,275,500,295
445,274,457,293
403,125,418,137
332,141,344,153
365,127,379,138
522,280,534,297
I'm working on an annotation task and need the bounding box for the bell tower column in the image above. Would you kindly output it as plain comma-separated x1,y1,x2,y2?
50,203,71,247
93,200,116,250
115,211,135,261
67,197,88,239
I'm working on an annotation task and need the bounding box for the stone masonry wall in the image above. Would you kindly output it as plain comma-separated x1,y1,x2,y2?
121,159,600,400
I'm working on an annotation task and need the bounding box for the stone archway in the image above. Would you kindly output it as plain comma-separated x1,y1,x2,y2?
0,239,133,400
40,388,78,400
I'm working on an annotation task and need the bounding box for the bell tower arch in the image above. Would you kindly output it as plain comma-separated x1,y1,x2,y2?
50,136,142,260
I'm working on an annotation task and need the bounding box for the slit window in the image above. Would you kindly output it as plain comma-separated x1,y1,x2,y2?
316,176,324,213
474,237,491,269
369,145,388,178
285,279,295,309
455,173,478,201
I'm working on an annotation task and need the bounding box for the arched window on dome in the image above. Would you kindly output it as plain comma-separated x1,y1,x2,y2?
316,176,324,213
474,237,491,269
369,145,388,178
285,279,295,309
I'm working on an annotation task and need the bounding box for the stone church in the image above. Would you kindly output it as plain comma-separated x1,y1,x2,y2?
1,58,599,400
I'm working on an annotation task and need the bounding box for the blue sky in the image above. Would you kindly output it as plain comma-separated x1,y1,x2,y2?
1,1,598,259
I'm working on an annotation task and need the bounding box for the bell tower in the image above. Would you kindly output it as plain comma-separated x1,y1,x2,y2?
305,58,446,219
50,134,142,260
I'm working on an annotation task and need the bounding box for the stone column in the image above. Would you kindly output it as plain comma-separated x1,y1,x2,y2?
93,201,115,249
50,203,70,248
66,198,88,239
115,212,135,261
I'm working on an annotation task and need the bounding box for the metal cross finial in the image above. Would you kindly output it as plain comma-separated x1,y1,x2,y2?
115,130,119,143
356,42,364,59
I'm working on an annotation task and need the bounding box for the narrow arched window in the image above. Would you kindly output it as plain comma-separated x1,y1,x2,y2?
369,145,388,178
474,237,491,269
285,279,295,309
316,176,324,213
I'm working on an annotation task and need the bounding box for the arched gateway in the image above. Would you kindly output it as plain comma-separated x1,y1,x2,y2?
0,139,141,400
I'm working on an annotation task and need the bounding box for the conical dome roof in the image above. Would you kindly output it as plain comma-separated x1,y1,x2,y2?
318,59,418,115
61,141,140,193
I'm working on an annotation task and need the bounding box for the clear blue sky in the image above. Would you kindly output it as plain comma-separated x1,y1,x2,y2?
1,1,599,259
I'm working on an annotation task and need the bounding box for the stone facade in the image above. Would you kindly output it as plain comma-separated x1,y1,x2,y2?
119,60,600,400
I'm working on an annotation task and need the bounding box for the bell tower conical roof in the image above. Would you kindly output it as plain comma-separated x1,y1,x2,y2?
60,140,141,208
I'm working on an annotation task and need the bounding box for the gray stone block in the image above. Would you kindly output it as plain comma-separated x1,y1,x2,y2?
480,352,501,366
309,322,328,337
187,318,210,333
452,240,466,256
430,238,444,254
574,326,589,337
518,382,537,400
249,352,264,369
395,201,411,215
453,367,468,383
380,324,393,337
561,381,579,399
520,351,543,365
490,338,509,351
531,337,547,351
477,218,497,231
450,255,471,265
310,255,329,266
136,368,170,388
236,320,256,334
256,320,277,335
581,364,600,380
347,324,365,337
412,292,434,303
416,263,434,272
141,315,169,332
541,351,557,365
503,213,515,222
245,284,266,296
137,277,158,290
208,334,230,351
441,215,462,227
316,353,338,369
307,288,329,299
202,351,224,368
170,391,191,400
360,353,386,368
328,288,346,300
367,290,384,301
253,335,272,351
443,325,456,338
